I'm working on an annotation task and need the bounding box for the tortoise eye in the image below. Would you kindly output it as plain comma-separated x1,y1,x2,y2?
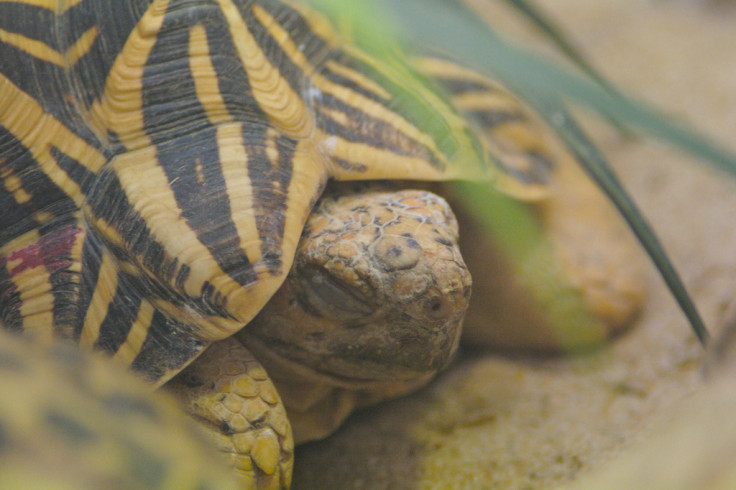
297,267,374,321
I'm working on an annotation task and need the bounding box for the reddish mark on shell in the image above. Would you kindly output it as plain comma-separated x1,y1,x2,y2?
6,224,83,277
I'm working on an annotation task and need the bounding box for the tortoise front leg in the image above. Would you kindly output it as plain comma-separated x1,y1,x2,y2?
167,337,294,489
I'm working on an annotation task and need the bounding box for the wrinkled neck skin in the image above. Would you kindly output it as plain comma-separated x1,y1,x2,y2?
237,184,471,442
240,330,436,443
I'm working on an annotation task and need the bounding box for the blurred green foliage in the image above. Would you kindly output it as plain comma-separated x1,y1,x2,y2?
301,0,735,345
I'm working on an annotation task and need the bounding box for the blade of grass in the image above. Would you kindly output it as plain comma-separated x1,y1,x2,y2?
499,0,620,93
498,0,632,134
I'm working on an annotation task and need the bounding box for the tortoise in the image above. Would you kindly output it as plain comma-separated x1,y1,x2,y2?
0,327,241,489
0,0,646,487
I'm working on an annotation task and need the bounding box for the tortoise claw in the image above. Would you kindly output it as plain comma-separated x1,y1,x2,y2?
167,338,294,489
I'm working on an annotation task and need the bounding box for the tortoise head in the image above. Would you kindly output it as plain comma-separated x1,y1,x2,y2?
239,184,471,384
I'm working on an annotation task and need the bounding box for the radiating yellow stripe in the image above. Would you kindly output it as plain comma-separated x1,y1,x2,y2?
0,25,96,67
0,162,32,204
248,4,448,167
33,211,55,225
112,143,297,340
263,127,282,171
80,249,118,349
65,25,98,65
85,213,126,251
0,74,107,205
0,0,55,7
18,287,55,343
412,56,503,91
0,229,38,264
216,123,263,265
109,147,245,339
89,0,169,150
316,105,351,128
285,1,338,45
111,299,154,364
110,147,217,300
0,0,82,11
251,4,317,78
490,122,549,154
215,0,314,139
88,206,247,343
59,0,82,11
188,24,233,125
0,229,53,342
319,134,446,181
279,139,328,275
333,46,478,174
413,58,549,158
314,72,443,153
415,55,553,185
0,28,65,65
324,60,391,100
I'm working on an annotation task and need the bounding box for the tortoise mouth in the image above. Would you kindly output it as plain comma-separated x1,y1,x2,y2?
319,318,465,380
238,320,463,388
240,306,466,384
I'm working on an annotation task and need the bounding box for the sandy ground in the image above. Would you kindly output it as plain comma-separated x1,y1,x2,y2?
292,1,736,488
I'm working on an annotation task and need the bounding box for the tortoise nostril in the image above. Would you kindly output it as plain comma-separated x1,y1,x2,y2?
424,294,453,320
430,297,442,312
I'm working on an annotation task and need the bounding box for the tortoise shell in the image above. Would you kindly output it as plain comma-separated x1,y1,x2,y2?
0,0,552,384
